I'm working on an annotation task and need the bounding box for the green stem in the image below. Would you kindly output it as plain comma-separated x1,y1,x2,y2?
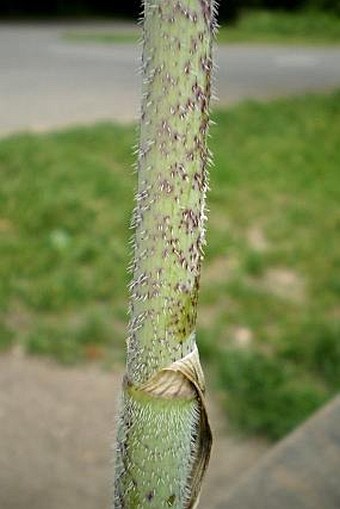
114,1,216,507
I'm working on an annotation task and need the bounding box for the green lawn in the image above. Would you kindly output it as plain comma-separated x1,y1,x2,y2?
64,31,139,45
218,10,340,44
1,91,339,439
64,11,340,46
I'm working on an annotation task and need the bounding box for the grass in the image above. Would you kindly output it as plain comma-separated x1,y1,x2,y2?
63,10,340,46
1,90,340,439
64,31,138,45
218,10,340,44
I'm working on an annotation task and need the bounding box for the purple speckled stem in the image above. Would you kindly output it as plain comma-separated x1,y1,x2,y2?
114,1,217,507
128,0,216,385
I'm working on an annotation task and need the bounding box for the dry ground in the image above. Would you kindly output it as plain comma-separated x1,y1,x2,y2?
0,350,268,509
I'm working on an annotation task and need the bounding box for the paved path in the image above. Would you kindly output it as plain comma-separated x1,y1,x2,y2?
1,23,340,136
220,396,340,509
0,352,268,509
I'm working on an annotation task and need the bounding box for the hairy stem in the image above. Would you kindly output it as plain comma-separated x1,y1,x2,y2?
114,1,217,507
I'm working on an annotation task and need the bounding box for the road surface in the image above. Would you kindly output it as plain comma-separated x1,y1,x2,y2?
1,23,340,136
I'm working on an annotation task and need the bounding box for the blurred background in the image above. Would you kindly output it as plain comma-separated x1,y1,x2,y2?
0,1,339,509
1,0,339,21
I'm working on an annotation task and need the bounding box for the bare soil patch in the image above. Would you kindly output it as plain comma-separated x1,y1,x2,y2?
0,351,268,509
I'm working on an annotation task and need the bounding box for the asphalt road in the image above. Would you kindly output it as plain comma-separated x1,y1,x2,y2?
1,23,340,136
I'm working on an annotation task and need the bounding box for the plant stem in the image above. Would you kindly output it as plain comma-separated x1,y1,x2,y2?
114,1,217,507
